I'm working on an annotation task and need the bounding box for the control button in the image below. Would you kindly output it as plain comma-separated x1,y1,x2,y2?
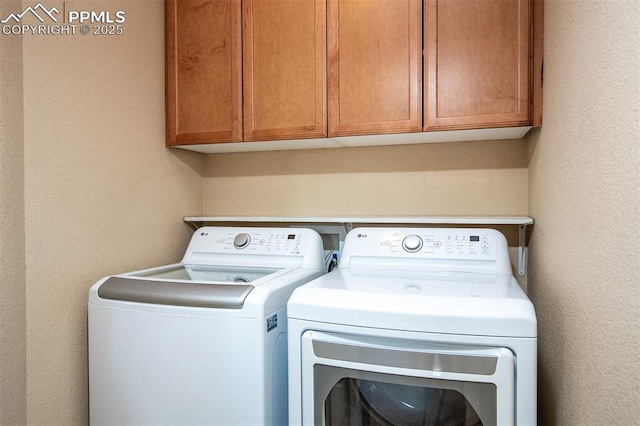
233,233,251,249
402,235,423,253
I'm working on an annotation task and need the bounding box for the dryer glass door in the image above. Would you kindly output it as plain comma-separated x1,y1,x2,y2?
301,331,515,426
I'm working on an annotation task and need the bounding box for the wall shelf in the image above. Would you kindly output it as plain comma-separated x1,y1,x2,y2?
185,215,532,227
183,216,533,275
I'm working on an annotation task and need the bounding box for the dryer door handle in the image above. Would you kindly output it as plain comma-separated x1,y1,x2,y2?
302,330,514,382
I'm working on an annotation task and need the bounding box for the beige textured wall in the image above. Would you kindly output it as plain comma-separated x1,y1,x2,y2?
528,0,640,424
7,0,637,424
19,0,203,424
0,0,27,423
203,140,528,216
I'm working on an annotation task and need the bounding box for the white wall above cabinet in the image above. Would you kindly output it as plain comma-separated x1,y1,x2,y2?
172,126,532,154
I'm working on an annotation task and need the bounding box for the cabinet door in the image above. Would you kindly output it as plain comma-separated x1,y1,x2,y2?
166,0,242,146
328,0,422,137
243,0,327,141
424,0,531,130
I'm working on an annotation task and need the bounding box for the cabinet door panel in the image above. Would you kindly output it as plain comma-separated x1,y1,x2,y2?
425,0,531,130
243,0,326,141
328,0,421,137
166,0,242,145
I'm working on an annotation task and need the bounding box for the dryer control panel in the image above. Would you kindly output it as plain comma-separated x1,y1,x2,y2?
400,232,494,257
341,228,512,275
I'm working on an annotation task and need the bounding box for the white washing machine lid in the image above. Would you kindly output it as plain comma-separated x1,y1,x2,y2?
288,268,537,338
96,263,287,309
89,226,327,315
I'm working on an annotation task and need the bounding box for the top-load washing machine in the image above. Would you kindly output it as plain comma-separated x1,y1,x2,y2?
88,226,326,425
288,227,537,426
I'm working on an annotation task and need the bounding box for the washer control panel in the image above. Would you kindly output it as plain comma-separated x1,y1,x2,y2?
185,227,316,256
222,230,303,254
181,227,326,270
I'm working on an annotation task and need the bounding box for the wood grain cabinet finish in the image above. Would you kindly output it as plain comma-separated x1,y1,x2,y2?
328,0,422,137
166,0,242,146
243,0,326,141
165,0,542,149
424,0,534,130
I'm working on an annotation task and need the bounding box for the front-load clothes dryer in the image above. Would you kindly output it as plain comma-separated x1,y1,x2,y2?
88,226,326,426
288,227,537,426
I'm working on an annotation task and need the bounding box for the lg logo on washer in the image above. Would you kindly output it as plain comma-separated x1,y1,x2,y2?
357,233,368,238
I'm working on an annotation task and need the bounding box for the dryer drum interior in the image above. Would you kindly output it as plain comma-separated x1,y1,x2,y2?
324,376,484,426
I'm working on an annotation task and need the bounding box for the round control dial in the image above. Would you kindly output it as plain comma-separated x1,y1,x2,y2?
402,235,423,253
233,233,251,249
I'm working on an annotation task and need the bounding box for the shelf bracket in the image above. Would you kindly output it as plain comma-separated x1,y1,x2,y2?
518,224,527,276
185,220,201,232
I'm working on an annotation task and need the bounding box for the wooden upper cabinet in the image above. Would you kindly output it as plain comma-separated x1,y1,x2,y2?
425,0,532,130
243,0,327,141
165,0,242,146
328,0,422,137
164,0,542,150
